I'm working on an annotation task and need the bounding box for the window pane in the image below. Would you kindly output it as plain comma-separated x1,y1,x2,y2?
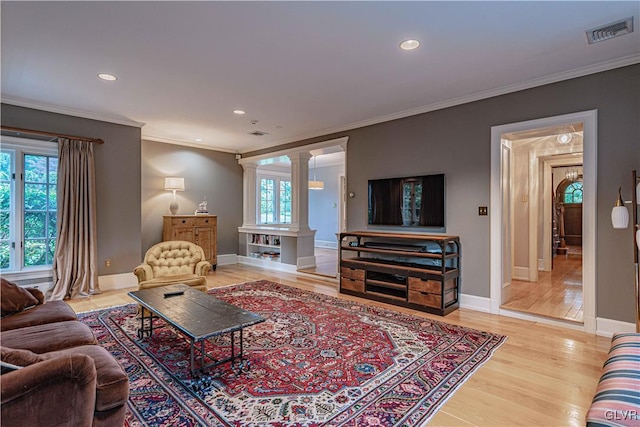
48,239,56,263
279,180,291,223
0,152,11,181
0,242,9,269
573,190,583,204
24,239,47,267
260,178,276,224
49,157,58,184
24,212,46,238
0,151,11,271
24,183,47,210
48,212,57,238
24,155,47,183
0,182,9,210
0,212,9,239
48,184,57,210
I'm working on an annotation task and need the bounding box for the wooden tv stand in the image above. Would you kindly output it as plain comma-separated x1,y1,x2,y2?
339,231,460,316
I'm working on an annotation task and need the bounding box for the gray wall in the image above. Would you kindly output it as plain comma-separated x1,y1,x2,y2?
141,140,243,256
244,64,640,323
1,104,142,276
309,164,342,244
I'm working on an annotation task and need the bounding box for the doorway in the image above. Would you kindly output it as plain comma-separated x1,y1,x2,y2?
501,157,584,323
490,110,597,333
299,150,345,278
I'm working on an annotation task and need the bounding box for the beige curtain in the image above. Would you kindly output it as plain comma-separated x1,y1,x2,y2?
50,138,101,300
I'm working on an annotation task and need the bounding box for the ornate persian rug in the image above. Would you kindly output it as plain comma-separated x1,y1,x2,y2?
79,280,506,426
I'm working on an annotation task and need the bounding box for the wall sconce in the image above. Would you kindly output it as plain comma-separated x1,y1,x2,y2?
164,177,185,215
611,187,629,229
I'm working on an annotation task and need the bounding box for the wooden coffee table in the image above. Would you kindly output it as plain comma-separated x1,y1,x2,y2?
128,283,265,376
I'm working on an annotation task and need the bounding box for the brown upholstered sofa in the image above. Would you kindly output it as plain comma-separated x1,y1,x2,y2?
0,278,129,426
134,240,211,291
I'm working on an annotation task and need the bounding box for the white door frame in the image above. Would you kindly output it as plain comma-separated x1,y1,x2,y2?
490,110,597,333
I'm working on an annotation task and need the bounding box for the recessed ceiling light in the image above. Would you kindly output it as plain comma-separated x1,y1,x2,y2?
233,110,246,115
399,39,420,50
557,134,572,144
195,138,202,142
97,73,117,81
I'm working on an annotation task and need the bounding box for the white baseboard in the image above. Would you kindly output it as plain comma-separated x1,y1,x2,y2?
216,254,237,266
98,272,137,291
315,240,338,249
512,267,529,281
297,256,316,269
238,255,299,273
459,293,491,313
538,259,545,271
596,317,637,337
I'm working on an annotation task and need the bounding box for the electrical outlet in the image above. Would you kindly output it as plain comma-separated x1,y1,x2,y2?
478,206,488,216
105,259,112,268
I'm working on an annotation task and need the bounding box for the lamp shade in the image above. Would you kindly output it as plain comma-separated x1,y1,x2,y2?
611,206,629,229
309,180,324,190
164,177,185,191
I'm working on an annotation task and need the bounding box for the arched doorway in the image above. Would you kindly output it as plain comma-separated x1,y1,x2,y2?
555,177,583,256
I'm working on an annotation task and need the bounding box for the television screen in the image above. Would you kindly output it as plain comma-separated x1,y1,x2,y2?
368,174,445,227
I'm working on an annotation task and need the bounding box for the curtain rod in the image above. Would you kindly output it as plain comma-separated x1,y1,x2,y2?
0,126,105,144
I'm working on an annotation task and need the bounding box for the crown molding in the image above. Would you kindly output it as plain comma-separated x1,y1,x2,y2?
1,96,146,128
241,54,640,154
142,135,238,154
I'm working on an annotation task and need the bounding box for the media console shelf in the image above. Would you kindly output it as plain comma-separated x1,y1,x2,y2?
339,231,460,316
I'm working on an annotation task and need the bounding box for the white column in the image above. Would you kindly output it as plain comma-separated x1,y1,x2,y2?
240,161,258,227
288,152,312,231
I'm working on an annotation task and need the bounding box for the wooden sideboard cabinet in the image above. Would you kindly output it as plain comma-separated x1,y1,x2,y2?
162,215,217,270
339,231,460,316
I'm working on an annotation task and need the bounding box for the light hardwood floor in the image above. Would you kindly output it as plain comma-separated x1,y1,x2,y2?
502,253,583,323
67,263,609,426
298,247,338,277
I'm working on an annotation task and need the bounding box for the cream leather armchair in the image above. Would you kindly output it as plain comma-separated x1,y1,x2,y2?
133,241,211,292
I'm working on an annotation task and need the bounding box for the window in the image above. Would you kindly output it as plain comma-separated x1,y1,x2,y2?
564,181,583,204
258,174,291,224
0,140,58,273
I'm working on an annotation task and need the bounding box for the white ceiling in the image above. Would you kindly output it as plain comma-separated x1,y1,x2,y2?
2,1,639,154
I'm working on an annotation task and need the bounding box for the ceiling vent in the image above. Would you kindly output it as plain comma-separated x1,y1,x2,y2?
586,17,634,44
248,130,269,136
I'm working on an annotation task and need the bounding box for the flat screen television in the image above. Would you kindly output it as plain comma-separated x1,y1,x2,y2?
368,173,445,227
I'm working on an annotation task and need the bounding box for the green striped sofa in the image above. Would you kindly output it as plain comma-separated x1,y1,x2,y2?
586,333,640,426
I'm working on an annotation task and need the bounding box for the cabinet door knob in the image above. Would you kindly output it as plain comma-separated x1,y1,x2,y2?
182,220,186,223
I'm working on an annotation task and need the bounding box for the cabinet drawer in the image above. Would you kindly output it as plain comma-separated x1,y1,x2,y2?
408,290,441,308
171,217,196,227
341,277,364,293
408,277,441,294
408,277,456,294
196,217,215,226
341,267,365,281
